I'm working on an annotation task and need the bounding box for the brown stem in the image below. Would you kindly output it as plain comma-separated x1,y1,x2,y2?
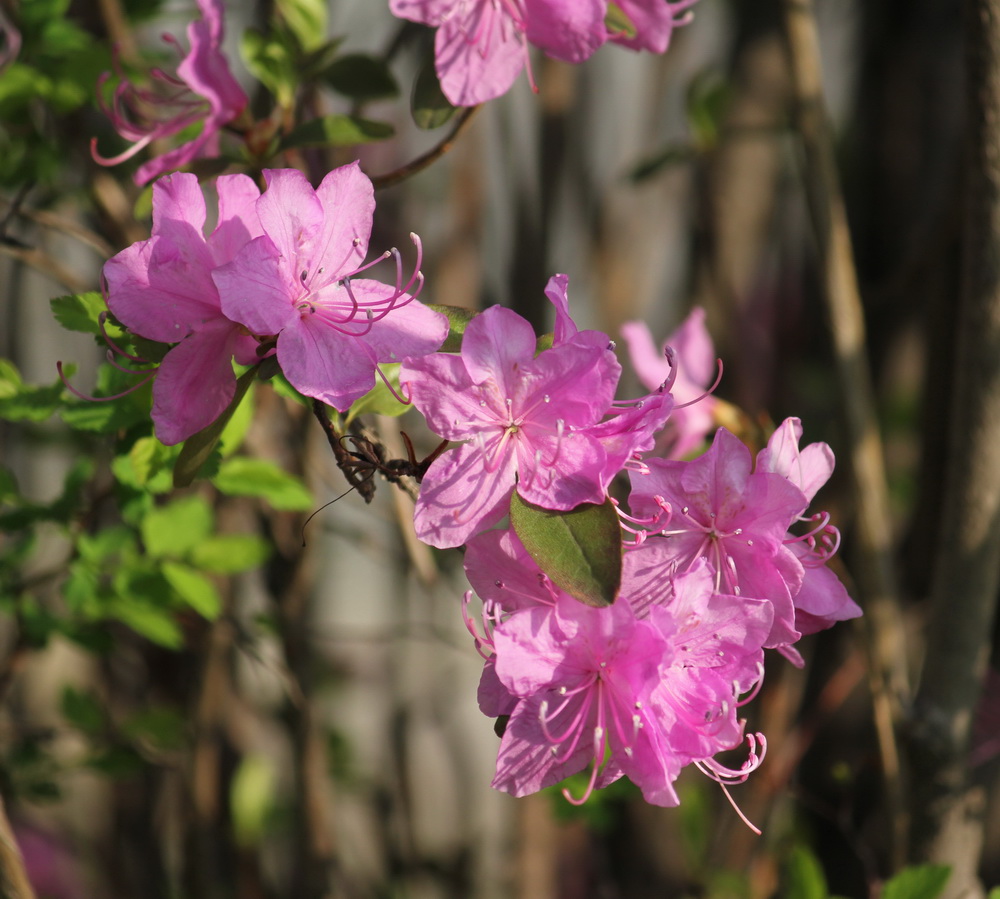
906,1,1000,893
781,0,910,868
369,106,480,190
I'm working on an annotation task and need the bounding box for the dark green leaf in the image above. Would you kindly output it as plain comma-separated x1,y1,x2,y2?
628,144,698,182
123,706,187,752
50,292,107,333
60,687,105,736
882,865,952,899
0,360,65,422
427,304,478,352
174,366,257,487
213,457,313,511
412,56,457,130
509,494,622,607
323,53,399,102
784,845,828,899
280,114,394,150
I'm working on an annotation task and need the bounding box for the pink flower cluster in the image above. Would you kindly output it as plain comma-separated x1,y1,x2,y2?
390,0,701,106
103,163,447,444
400,277,860,808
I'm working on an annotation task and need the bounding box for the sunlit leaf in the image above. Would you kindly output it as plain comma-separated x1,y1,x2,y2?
162,561,222,620
49,292,107,333
213,457,313,511
509,493,622,607
141,496,213,559
882,865,952,899
427,304,477,353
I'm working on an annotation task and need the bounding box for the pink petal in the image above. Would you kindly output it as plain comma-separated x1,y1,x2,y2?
435,14,526,106
460,305,539,392
210,173,263,264
523,0,607,62
214,235,294,336
413,442,518,548
312,162,375,277
151,318,240,445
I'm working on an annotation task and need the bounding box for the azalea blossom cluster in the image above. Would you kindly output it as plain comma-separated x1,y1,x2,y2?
390,0,702,105
398,283,860,807
98,161,859,813
101,162,447,444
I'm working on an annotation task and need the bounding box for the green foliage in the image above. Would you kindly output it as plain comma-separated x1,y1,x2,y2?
784,846,828,899
411,53,457,130
323,53,400,102
241,26,301,109
0,359,66,422
345,364,407,424
881,866,952,899
509,493,622,607
427,304,478,353
275,0,328,53
280,114,395,150
231,754,278,848
213,457,313,511
49,292,108,333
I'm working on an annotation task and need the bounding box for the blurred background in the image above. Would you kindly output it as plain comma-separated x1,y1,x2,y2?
2,0,996,897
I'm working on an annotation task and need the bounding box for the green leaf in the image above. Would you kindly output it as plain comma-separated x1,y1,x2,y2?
162,561,221,620
107,595,184,649
213,457,313,511
174,366,257,488
686,70,730,150
345,364,407,424
509,494,622,607
231,754,277,848
122,706,187,752
322,53,399,102
0,466,19,502
784,845,828,899
882,865,952,899
280,114,394,150
628,144,698,183
60,687,105,736
140,496,213,559
241,26,298,109
112,436,175,493
275,0,327,52
412,55,457,130
189,534,271,574
0,360,65,422
49,292,107,333
427,304,477,353
605,2,638,39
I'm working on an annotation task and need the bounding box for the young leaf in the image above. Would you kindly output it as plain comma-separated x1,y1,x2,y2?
50,291,107,333
881,865,952,899
213,457,313,511
510,493,622,607
162,561,222,620
275,0,327,53
141,495,213,559
189,534,271,574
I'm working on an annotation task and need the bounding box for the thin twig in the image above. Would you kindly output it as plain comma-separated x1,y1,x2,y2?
369,106,480,190
781,0,910,868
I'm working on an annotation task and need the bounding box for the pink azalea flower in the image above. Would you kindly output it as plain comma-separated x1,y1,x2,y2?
609,0,700,54
486,561,770,806
389,0,607,106
92,0,247,185
213,164,448,411
628,427,808,649
402,292,672,548
621,307,717,459
103,172,263,445
756,418,862,636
